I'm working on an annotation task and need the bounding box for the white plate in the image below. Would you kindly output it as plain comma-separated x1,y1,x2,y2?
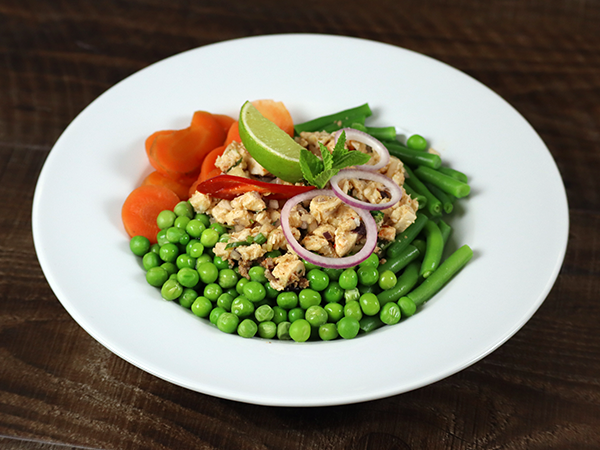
32,34,569,407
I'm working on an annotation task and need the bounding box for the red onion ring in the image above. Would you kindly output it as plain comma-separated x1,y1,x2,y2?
333,128,390,171
280,189,378,269
330,169,402,211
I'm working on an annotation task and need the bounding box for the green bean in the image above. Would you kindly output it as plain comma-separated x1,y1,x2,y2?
404,165,442,217
386,213,428,259
359,316,384,333
438,219,452,244
403,182,427,209
321,115,366,133
420,220,444,278
384,141,441,169
411,238,426,255
365,126,397,141
414,165,470,198
294,103,372,134
378,244,420,275
425,182,453,214
437,166,469,184
377,261,420,305
401,244,473,307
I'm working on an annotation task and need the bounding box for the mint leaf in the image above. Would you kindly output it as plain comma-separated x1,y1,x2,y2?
319,142,334,171
331,131,348,161
314,168,340,189
332,150,371,170
299,148,323,185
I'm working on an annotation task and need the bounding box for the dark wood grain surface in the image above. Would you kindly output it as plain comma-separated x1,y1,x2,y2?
2,0,599,449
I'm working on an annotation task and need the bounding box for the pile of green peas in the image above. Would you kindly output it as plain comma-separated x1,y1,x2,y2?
128,200,420,342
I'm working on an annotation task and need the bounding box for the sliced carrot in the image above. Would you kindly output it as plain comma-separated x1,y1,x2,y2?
252,99,295,137
142,170,193,201
189,145,226,197
213,114,236,133
147,112,226,182
122,185,180,243
224,121,241,146
145,130,173,154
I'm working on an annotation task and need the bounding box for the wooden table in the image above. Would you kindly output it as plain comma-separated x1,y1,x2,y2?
2,1,598,448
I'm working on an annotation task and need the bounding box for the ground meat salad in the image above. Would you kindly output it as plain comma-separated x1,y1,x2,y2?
189,130,419,291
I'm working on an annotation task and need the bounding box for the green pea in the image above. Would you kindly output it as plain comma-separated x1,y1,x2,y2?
129,236,150,256
380,302,401,325
359,293,381,316
192,212,207,226
249,266,268,283
307,269,329,291
264,282,279,299
197,262,218,284
209,306,226,325
318,323,339,341
276,321,292,340
255,304,274,322
217,312,239,334
243,281,266,302
216,293,234,311
177,268,200,288
142,251,161,270
323,267,343,281
288,307,305,323
200,228,219,247
298,289,321,309
174,216,191,230
337,316,360,339
178,234,190,247
185,219,206,238
157,210,176,230
302,260,319,271
213,255,230,270
161,279,182,301
146,266,168,287
186,241,205,258
378,270,397,290
174,201,194,219
203,283,223,301
237,319,258,338
160,262,177,276
179,288,198,309
305,305,327,327
272,306,287,324
359,252,379,268
344,288,360,302
398,297,417,317
339,269,358,290
176,254,196,270
258,321,277,339
289,319,311,342
236,277,249,295
191,296,213,317
156,229,169,246
407,134,428,151
357,266,379,287
218,268,238,289
159,243,179,263
323,281,343,303
219,233,230,243
195,254,212,266
165,226,185,244
169,273,178,281
149,243,160,254
209,222,227,234
231,296,255,318
324,302,344,323
277,291,298,310
344,301,363,321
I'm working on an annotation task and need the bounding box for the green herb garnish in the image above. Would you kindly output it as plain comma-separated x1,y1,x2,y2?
299,131,371,189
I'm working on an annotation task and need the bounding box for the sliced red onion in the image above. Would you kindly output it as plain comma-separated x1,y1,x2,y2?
333,128,390,171
281,189,378,269
330,169,402,211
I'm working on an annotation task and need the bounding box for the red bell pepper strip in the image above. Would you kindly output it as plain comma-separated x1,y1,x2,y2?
195,174,314,200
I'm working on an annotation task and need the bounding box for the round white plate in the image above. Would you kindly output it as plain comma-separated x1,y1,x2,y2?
32,34,569,407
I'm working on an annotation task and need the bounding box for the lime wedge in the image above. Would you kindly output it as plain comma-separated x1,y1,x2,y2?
238,101,304,183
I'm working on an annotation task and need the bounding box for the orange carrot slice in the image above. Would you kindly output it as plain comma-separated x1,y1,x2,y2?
252,99,295,137
142,170,193,201
122,185,180,243
189,145,226,197
224,121,241,147
147,111,226,182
